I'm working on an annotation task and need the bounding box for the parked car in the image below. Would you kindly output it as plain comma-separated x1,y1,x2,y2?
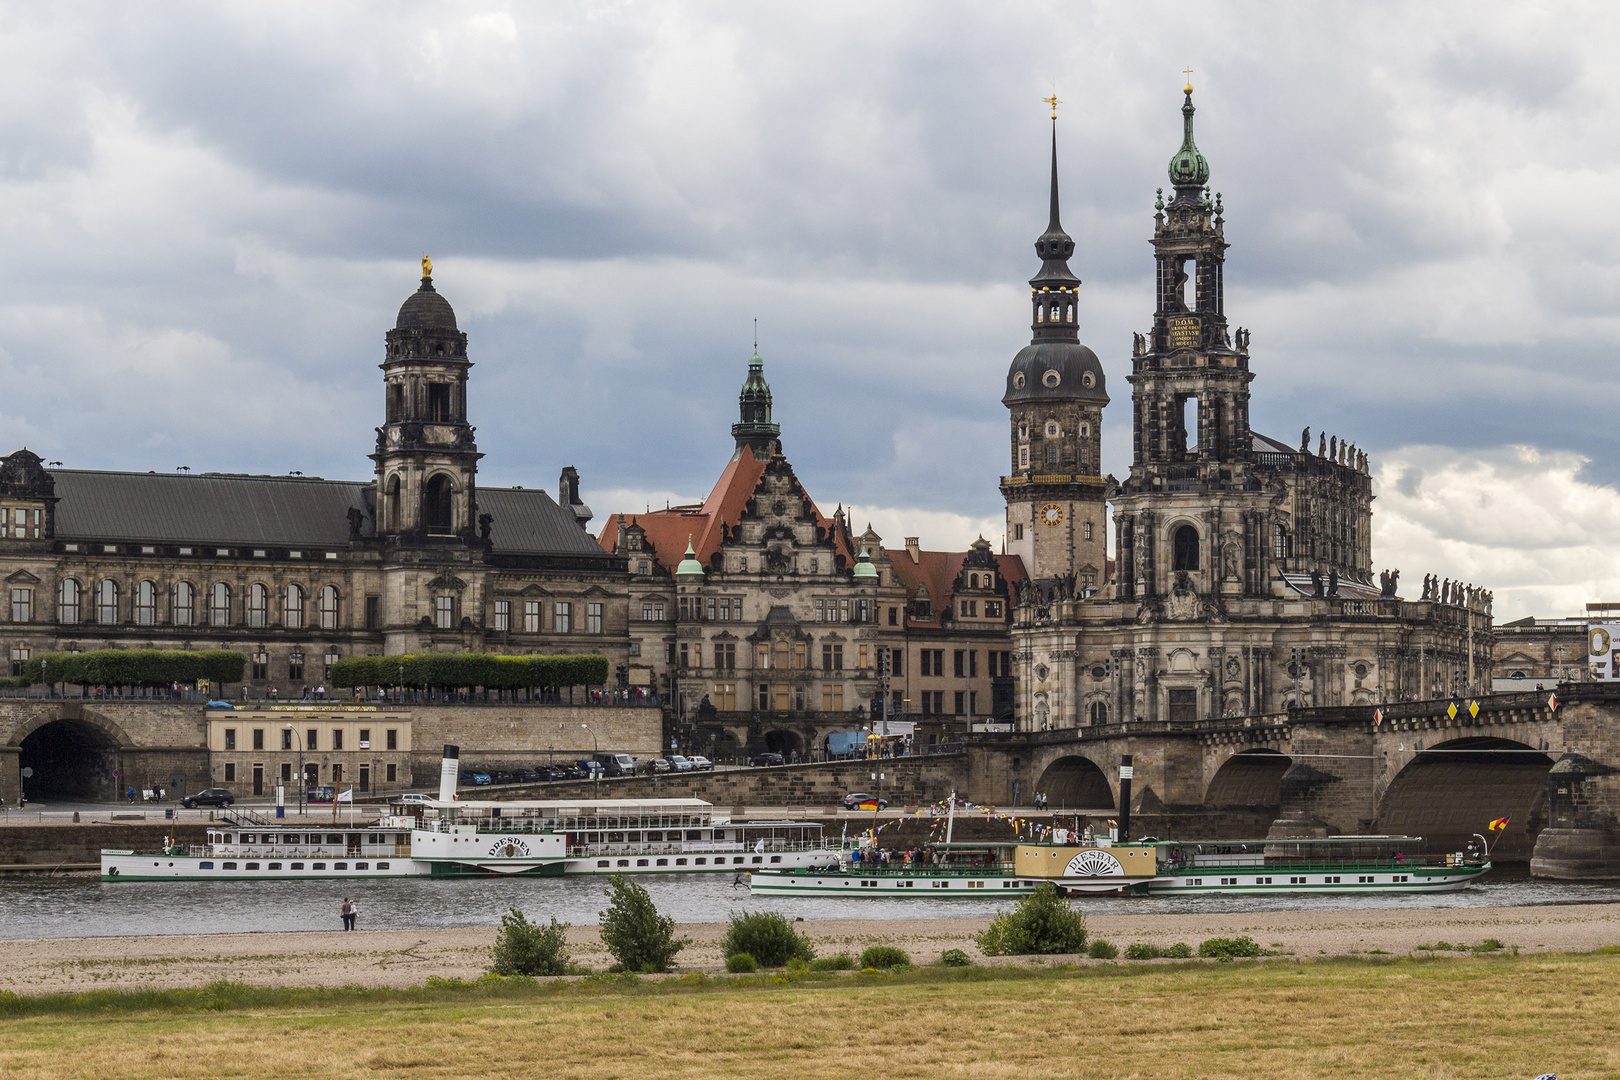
686,755,714,771
645,758,672,774
470,772,493,785
593,753,637,778
180,787,235,809
665,755,694,772
842,792,888,811
492,771,515,785
576,760,605,779
397,793,434,806
518,769,541,783
751,753,786,768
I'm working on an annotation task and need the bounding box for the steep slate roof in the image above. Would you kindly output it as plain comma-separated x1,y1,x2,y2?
597,447,856,573
888,547,1028,630
50,469,606,557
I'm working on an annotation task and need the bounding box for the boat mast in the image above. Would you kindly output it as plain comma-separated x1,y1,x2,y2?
945,791,956,846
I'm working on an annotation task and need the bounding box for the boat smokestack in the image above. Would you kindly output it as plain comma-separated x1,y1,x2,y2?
438,744,460,802
1117,754,1133,843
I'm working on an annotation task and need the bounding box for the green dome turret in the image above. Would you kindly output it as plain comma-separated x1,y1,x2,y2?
676,536,705,578
852,543,878,581
1167,83,1209,196
731,348,781,456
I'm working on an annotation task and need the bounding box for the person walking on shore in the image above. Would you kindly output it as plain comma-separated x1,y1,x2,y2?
340,898,355,931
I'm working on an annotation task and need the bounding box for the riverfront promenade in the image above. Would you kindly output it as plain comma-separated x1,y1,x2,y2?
2,903,1617,995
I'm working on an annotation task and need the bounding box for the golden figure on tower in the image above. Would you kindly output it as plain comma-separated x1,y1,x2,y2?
421,253,432,279
1042,91,1061,120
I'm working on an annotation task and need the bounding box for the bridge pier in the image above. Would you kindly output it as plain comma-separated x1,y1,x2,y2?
1530,753,1620,879
1270,721,1377,838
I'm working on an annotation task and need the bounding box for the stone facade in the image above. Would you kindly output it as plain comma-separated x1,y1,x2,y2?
0,265,629,700
1006,90,1494,734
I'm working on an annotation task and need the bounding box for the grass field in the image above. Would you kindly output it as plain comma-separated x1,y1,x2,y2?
2,954,1616,1079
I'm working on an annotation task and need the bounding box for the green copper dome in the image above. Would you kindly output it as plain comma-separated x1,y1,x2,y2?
852,544,878,580
676,536,705,577
1168,90,1209,189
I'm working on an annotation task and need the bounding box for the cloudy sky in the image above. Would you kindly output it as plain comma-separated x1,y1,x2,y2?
0,2,1616,619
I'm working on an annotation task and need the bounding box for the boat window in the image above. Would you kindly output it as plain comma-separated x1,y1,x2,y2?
687,831,702,841
770,856,781,863
646,832,661,842
636,859,649,867
222,862,237,870
291,862,304,870
608,833,624,844
377,862,389,870
676,858,687,866
246,863,260,870
327,835,343,845
285,834,299,844
222,834,233,843
355,862,368,870
268,863,282,870
199,861,214,870
242,834,254,844
656,859,668,866
627,832,641,842
694,858,706,865
312,863,326,870
598,860,610,868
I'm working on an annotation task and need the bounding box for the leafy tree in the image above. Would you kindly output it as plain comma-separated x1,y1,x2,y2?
721,911,815,968
598,875,687,973
489,908,572,977
975,884,1088,956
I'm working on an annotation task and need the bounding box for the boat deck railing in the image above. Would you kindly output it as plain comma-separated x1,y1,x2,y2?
1173,856,1485,874
567,839,829,857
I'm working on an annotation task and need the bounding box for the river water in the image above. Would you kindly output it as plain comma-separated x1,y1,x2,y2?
0,866,1615,940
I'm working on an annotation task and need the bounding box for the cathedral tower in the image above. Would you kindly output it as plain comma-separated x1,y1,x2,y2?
371,257,483,545
731,348,782,458
1000,119,1109,590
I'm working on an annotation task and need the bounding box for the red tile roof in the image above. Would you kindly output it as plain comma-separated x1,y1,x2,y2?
887,546,1027,628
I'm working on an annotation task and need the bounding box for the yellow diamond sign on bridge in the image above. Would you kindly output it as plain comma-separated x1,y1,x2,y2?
1446,702,1458,720
1468,700,1480,718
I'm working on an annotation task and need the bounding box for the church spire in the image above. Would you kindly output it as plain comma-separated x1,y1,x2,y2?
1168,77,1210,201
731,346,781,457
1030,115,1080,344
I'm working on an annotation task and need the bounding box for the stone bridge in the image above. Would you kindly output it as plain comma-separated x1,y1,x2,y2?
964,684,1620,874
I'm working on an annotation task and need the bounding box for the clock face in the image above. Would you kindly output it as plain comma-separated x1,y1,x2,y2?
1040,503,1063,527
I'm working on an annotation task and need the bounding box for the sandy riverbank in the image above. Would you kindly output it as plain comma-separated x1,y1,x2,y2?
2,903,1618,996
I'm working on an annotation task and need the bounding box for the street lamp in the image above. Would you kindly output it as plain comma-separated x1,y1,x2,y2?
41,658,47,701
581,723,598,793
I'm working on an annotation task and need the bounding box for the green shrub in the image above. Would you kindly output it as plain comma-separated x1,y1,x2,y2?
724,953,758,973
488,908,572,977
938,948,972,968
598,875,687,973
1123,943,1161,960
1474,938,1505,953
1087,939,1119,960
328,653,609,692
1163,942,1192,958
23,649,245,689
808,954,854,972
976,884,1088,956
722,911,815,968
1198,936,1261,959
858,945,911,970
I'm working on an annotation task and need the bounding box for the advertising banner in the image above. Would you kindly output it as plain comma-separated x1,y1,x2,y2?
1588,623,1620,680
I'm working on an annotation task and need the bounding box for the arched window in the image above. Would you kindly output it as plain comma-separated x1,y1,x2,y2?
384,474,401,532
1079,423,1090,438
1066,304,1074,323
969,573,978,588
1083,522,1093,541
319,585,340,630
58,579,81,624
248,583,269,628
1272,525,1289,560
173,581,195,626
1035,304,1044,323
134,581,157,626
210,583,231,627
1088,700,1108,725
1172,524,1200,572
284,584,305,629
424,474,454,534
96,580,119,625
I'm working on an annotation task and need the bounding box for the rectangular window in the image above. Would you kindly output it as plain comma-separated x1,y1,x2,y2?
704,597,715,621
359,766,370,792
642,602,653,621
666,642,676,664
792,642,806,669
758,682,770,710
730,599,741,620
628,642,640,656
587,602,603,634
1014,523,1024,540
838,598,850,622
890,649,904,677
288,651,304,681
10,588,30,622
858,644,869,670
553,602,571,633
10,646,28,677
715,682,736,710
888,606,898,626
386,729,398,751
954,650,965,678
493,600,510,631
815,598,824,622
718,599,731,621
225,729,237,751
434,595,455,629
386,763,397,783
679,643,690,669
364,596,379,630
324,649,339,673
224,763,236,782
332,729,343,751
822,683,844,711
359,729,370,748
523,601,541,633
252,728,264,751
954,691,965,715
281,728,293,751
822,643,842,671
306,729,318,751
284,585,304,629
969,650,979,678
969,690,978,715
858,599,870,623
282,762,293,782
717,643,736,670
756,642,770,669
252,652,269,680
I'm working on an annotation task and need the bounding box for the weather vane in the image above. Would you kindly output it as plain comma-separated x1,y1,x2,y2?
1183,66,1194,94
1042,91,1061,120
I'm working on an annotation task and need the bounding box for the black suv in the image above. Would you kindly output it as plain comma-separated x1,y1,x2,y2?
751,753,786,768
181,788,235,809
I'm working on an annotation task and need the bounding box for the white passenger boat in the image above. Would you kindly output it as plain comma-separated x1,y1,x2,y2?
102,745,838,881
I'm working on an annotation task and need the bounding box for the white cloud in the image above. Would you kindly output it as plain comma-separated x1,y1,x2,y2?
1374,445,1620,620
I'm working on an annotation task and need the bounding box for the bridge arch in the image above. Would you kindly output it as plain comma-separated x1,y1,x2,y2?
1034,755,1115,811
1377,736,1551,860
18,717,127,802
762,729,806,760
1204,748,1291,810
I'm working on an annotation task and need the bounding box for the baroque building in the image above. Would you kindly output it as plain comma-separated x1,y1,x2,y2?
600,351,1022,758
0,260,628,696
1007,87,1494,732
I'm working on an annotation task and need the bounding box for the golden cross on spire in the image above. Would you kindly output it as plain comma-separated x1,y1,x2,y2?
1042,91,1061,119
1182,67,1194,94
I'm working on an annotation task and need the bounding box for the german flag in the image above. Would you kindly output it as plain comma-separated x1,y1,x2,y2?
1488,816,1511,832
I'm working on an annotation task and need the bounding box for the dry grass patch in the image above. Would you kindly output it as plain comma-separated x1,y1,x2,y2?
0,955,1615,1079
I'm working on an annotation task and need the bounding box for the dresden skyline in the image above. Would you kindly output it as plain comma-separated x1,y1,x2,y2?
0,3,1614,620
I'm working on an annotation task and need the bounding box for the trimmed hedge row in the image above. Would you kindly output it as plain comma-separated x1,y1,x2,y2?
22,649,246,688
327,654,609,691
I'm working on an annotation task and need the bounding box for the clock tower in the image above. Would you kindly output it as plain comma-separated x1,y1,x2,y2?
999,119,1110,592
